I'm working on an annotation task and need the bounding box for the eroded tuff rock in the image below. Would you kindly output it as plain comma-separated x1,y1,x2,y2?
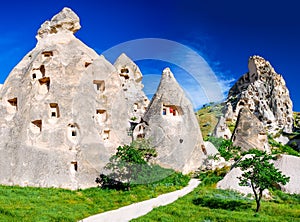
37,7,81,40
142,68,206,173
232,108,270,152
274,155,300,194
217,154,300,195
225,55,293,134
213,116,232,140
0,8,130,190
114,53,149,125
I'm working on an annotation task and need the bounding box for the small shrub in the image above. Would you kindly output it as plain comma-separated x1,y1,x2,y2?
207,137,241,160
193,189,251,211
198,167,229,186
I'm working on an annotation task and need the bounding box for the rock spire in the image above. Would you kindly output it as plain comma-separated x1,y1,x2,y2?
142,68,206,173
225,55,293,134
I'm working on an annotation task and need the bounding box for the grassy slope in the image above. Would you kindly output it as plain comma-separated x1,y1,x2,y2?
0,179,188,221
132,185,300,222
196,104,224,140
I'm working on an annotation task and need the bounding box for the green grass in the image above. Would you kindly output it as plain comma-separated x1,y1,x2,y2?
0,173,189,221
268,135,300,157
196,103,224,140
131,185,300,222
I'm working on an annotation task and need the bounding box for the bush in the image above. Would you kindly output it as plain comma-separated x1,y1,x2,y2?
193,189,251,211
96,139,190,190
198,167,229,186
207,137,241,160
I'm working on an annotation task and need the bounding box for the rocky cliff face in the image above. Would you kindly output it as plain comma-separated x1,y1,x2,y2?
225,55,293,134
232,108,270,152
0,8,131,189
143,68,206,173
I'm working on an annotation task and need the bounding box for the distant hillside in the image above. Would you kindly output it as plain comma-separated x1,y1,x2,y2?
196,103,224,140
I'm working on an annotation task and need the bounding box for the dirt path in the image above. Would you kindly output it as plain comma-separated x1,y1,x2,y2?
80,179,200,222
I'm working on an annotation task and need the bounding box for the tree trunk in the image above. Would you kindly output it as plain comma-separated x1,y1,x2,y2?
255,199,260,212
255,190,263,212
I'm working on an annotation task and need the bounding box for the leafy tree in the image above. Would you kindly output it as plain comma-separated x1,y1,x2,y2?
96,139,158,190
236,150,290,212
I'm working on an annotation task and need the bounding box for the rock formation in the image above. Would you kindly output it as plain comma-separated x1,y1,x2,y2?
273,155,300,194
202,141,228,171
142,68,206,173
232,108,270,152
217,154,300,195
224,55,293,134
113,53,149,130
213,116,232,140
0,7,209,189
0,7,131,190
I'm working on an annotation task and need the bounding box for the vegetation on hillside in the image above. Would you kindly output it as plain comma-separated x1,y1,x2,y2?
268,135,300,157
207,136,241,161
196,103,224,139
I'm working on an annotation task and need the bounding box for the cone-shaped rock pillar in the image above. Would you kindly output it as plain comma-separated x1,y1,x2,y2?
143,68,206,173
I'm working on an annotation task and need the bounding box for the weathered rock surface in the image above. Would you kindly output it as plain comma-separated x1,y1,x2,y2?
274,155,300,194
217,162,254,195
232,108,270,152
142,68,206,173
213,116,232,139
0,8,130,189
37,7,81,40
114,53,149,126
217,154,300,195
225,55,293,134
202,141,228,171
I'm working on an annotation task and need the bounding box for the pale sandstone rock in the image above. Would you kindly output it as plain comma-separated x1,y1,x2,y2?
0,8,130,190
217,154,300,195
113,53,149,125
203,141,228,170
232,108,270,152
274,135,289,145
0,7,210,190
213,116,232,140
225,55,293,134
142,68,206,173
217,163,254,195
37,7,81,40
274,155,300,194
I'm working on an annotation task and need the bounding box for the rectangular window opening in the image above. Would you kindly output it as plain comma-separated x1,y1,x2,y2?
71,161,78,171
96,109,107,122
42,51,53,57
50,103,60,118
162,104,181,116
39,77,50,92
103,130,110,140
72,130,77,137
93,80,105,93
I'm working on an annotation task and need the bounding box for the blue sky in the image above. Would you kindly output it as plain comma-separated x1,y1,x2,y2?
0,0,299,110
